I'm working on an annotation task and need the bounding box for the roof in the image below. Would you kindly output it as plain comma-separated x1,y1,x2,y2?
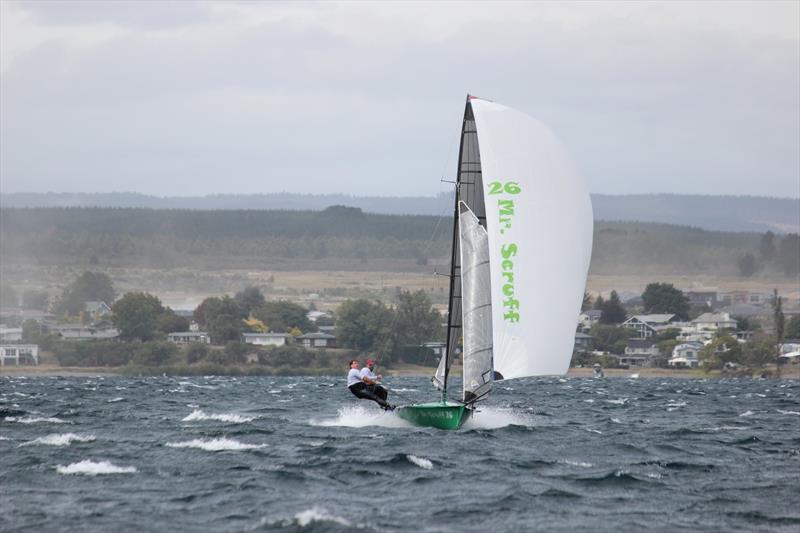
693,313,735,323
297,332,336,339
581,310,602,319
168,331,209,336
625,314,676,325
242,332,290,338
575,332,593,339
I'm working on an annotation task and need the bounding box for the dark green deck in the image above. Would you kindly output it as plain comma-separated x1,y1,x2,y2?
395,401,472,430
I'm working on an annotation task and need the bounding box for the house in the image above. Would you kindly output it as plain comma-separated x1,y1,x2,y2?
669,342,703,368
85,301,112,320
0,326,23,342
168,331,211,344
692,312,737,332
0,344,39,366
306,310,332,323
622,314,678,339
296,331,337,348
622,338,660,367
422,341,446,359
578,310,602,331
242,332,291,347
574,332,593,352
687,291,719,308
52,324,119,341
716,304,770,319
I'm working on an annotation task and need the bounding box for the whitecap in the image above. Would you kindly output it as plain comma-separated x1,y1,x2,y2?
182,409,255,424
561,459,593,468
7,416,66,424
177,381,217,390
268,390,282,394
739,410,754,417
107,397,125,403
610,417,623,424
165,438,267,451
57,460,136,475
310,405,410,429
463,407,533,430
585,428,603,434
584,399,595,403
605,398,628,405
294,507,351,527
777,410,800,416
407,454,433,470
21,433,95,447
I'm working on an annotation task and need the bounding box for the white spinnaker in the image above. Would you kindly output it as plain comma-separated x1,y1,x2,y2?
470,98,593,378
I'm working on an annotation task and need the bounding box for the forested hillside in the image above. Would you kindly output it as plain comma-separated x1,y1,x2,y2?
2,192,797,233
2,206,797,277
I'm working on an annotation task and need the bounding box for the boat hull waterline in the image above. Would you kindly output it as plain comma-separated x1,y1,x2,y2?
395,402,472,430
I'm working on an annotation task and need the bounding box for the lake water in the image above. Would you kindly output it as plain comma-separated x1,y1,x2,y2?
1,375,799,532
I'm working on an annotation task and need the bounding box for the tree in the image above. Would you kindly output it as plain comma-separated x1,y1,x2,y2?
205,296,246,344
589,324,634,355
131,342,178,366
581,292,592,312
742,334,775,369
234,286,266,316
641,282,690,320
759,231,776,262
337,299,395,352
185,343,209,364
593,295,605,311
55,272,115,315
252,300,314,333
772,289,785,372
394,290,443,347
112,292,164,341
737,253,757,277
600,290,626,324
157,310,191,335
778,233,800,276
699,335,742,370
786,315,800,339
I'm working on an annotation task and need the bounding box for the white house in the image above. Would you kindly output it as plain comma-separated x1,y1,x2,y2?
578,310,602,331
85,301,112,320
0,344,39,366
622,314,678,339
242,332,291,347
669,342,703,368
692,312,737,332
168,331,211,344
0,326,23,342
53,325,119,341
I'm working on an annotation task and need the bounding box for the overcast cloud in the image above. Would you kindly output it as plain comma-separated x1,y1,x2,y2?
1,1,798,198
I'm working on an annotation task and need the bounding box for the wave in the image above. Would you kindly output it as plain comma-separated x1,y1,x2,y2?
777,410,800,416
7,416,66,424
177,381,218,390
165,438,267,451
57,460,136,475
739,410,754,417
463,407,533,430
107,397,125,403
257,507,360,531
407,455,433,470
309,405,410,428
21,433,96,447
182,409,255,424
560,459,593,468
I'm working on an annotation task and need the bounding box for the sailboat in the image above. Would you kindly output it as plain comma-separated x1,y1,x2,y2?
395,96,593,430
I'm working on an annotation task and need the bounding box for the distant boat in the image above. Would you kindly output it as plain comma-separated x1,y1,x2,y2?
395,96,593,429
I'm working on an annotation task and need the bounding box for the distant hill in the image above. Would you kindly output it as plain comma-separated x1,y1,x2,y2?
1,192,797,233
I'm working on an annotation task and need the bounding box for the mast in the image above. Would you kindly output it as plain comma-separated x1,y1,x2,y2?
441,95,486,400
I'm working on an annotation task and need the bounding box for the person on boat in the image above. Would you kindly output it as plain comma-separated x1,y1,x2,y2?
347,359,394,410
360,358,389,403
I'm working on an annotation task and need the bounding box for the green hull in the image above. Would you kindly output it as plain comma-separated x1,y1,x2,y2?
395,401,472,430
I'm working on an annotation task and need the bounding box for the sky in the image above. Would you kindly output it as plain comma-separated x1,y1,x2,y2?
1,1,798,198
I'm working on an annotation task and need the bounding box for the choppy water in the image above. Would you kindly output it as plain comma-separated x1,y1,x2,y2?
1,375,799,532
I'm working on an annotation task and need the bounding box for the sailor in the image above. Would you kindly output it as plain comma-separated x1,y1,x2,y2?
347,359,394,410
360,358,389,404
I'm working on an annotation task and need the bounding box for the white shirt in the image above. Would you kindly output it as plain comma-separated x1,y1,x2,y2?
347,368,363,387
360,367,378,381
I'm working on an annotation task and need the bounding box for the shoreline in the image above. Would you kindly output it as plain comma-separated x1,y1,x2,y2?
2,364,798,379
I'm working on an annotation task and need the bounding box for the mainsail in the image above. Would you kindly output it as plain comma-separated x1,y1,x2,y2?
434,95,593,399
